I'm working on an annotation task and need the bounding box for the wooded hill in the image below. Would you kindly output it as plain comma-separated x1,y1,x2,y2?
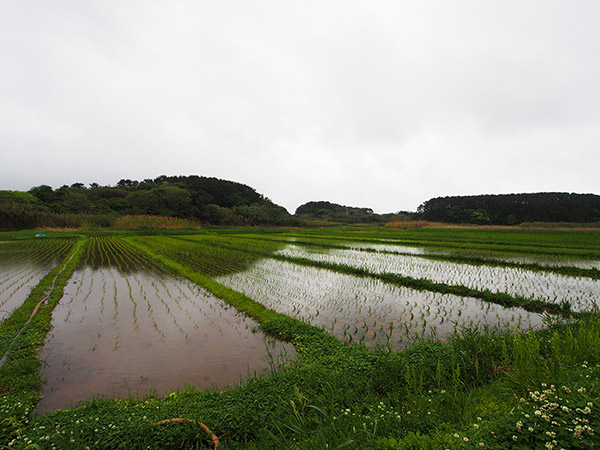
295,201,415,224
0,175,295,230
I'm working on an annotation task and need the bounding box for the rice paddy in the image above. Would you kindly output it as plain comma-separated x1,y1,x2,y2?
217,258,543,349
1,226,599,449
0,238,75,321
36,237,291,413
275,245,600,311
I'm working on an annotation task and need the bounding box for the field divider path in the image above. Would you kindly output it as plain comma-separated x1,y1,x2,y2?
178,238,579,317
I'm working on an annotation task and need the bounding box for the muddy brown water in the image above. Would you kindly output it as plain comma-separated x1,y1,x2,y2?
36,239,292,414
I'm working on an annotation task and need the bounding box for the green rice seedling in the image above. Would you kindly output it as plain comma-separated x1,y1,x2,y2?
217,259,542,350
275,245,600,312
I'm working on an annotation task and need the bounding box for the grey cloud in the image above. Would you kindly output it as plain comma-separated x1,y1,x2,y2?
1,1,599,213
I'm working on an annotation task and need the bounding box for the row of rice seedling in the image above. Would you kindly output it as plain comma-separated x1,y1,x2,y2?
37,237,290,414
236,233,600,272
216,258,543,349
0,239,74,280
130,235,270,276
132,236,543,349
87,236,160,274
488,253,600,270
232,234,431,255
337,242,600,270
0,238,75,320
167,236,586,313
261,228,600,260
275,245,600,312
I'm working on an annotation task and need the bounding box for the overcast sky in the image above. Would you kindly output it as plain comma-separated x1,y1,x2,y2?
1,1,599,213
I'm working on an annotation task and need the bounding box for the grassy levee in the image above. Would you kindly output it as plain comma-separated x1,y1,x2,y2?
0,237,86,443
234,234,600,280
175,237,578,316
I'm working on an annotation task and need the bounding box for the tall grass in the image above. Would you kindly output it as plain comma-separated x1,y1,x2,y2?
385,220,441,229
113,215,202,230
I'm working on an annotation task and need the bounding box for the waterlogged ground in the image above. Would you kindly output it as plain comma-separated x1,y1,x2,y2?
0,238,74,320
217,259,544,349
250,234,600,269
343,243,600,270
30,232,598,413
276,245,600,312
37,238,291,414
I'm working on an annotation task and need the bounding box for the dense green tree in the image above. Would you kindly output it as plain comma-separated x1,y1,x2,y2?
418,193,600,224
295,201,382,224
29,185,56,203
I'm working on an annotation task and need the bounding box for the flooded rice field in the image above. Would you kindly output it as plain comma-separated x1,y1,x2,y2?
217,258,544,349
343,243,600,270
0,238,74,320
256,235,600,269
6,232,592,414
276,245,600,312
36,238,291,414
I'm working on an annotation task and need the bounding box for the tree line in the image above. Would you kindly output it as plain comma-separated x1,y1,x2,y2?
417,193,600,225
2,179,599,230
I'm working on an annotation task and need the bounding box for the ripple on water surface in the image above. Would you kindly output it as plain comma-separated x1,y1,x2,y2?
37,262,292,414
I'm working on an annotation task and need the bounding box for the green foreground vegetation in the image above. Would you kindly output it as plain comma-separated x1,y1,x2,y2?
0,226,599,449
